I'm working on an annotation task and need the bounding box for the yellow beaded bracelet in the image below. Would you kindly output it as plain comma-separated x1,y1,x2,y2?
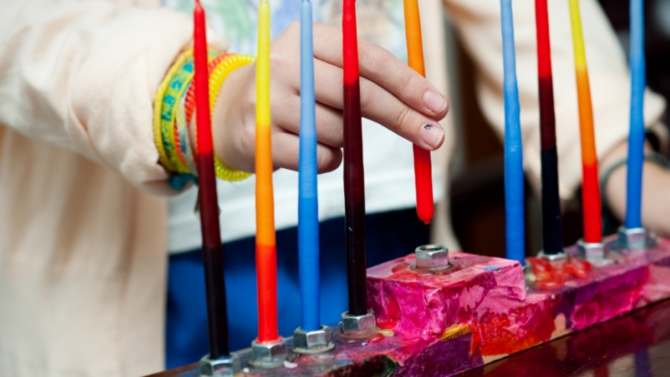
207,54,256,182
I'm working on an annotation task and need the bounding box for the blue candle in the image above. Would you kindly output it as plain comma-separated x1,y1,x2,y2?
500,0,525,262
625,0,645,229
298,0,320,332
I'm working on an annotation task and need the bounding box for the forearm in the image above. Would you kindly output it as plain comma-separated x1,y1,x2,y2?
0,0,226,194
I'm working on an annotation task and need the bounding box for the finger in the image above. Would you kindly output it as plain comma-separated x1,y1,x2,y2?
272,132,343,173
311,23,448,120
273,95,344,149
311,59,445,150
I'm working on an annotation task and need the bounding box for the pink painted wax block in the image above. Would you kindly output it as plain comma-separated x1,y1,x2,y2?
557,237,670,332
367,251,526,337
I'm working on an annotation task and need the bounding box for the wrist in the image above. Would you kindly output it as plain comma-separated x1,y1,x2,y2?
212,63,256,174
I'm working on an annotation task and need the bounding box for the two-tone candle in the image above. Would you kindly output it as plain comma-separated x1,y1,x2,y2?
625,0,645,229
255,0,280,344
402,0,434,225
500,0,525,263
568,0,602,243
298,0,321,332
342,0,368,316
534,0,563,255
193,0,230,358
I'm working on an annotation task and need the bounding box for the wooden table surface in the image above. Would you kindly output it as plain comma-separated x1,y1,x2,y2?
148,299,670,377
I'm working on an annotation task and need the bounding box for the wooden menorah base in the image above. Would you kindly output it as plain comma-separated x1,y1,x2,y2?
159,236,670,377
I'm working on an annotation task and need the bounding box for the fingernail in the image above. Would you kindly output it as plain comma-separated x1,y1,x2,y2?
420,124,444,149
423,90,447,114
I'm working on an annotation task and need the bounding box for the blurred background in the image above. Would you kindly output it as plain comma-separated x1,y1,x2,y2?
446,0,670,259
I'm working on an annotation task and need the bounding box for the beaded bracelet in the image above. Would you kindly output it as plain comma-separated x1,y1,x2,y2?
187,53,256,181
154,50,193,172
207,54,256,182
155,51,255,185
162,57,195,174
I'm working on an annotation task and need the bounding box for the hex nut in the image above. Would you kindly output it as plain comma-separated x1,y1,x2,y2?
341,310,376,334
293,325,335,354
576,239,606,260
415,244,450,270
199,354,240,377
249,339,288,368
537,250,567,262
618,226,655,250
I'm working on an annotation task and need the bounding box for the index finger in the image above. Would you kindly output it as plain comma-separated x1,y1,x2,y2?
312,23,449,121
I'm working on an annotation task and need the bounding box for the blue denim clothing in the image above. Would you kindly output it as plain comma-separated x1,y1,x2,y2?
165,209,428,368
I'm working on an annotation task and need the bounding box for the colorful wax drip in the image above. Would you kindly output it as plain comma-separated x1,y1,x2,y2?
534,0,563,255
342,0,368,316
298,0,321,332
255,0,280,343
403,0,434,225
625,0,645,229
193,0,230,358
500,0,525,262
568,0,603,244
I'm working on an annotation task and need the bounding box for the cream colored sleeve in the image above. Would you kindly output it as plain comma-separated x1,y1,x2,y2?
0,0,227,195
443,0,666,199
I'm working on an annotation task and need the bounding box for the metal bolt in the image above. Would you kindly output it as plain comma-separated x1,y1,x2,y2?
199,354,241,377
249,338,288,368
576,239,606,261
618,226,655,250
415,244,450,270
341,310,376,334
293,325,335,354
537,250,567,262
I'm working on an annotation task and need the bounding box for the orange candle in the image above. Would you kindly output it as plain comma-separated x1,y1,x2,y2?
403,0,434,225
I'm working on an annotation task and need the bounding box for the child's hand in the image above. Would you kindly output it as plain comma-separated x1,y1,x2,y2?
211,22,449,174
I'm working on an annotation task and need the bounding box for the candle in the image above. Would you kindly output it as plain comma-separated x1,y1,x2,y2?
500,0,525,262
193,0,230,358
343,0,368,316
402,0,434,225
255,0,280,343
298,0,320,332
626,0,645,229
534,0,563,255
568,0,602,243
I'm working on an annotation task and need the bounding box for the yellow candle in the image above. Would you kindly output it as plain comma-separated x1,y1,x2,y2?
256,0,274,248
568,0,602,243
568,0,596,166
254,0,280,343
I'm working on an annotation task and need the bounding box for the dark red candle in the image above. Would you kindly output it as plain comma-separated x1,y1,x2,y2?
193,0,230,358
342,0,367,316
535,0,563,254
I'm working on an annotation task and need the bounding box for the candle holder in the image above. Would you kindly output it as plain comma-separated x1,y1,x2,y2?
249,338,288,368
414,244,450,271
293,325,335,354
341,310,376,335
199,354,241,377
617,226,656,251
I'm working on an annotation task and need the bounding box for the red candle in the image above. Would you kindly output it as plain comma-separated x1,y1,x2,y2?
343,0,368,316
403,0,434,225
193,0,230,358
